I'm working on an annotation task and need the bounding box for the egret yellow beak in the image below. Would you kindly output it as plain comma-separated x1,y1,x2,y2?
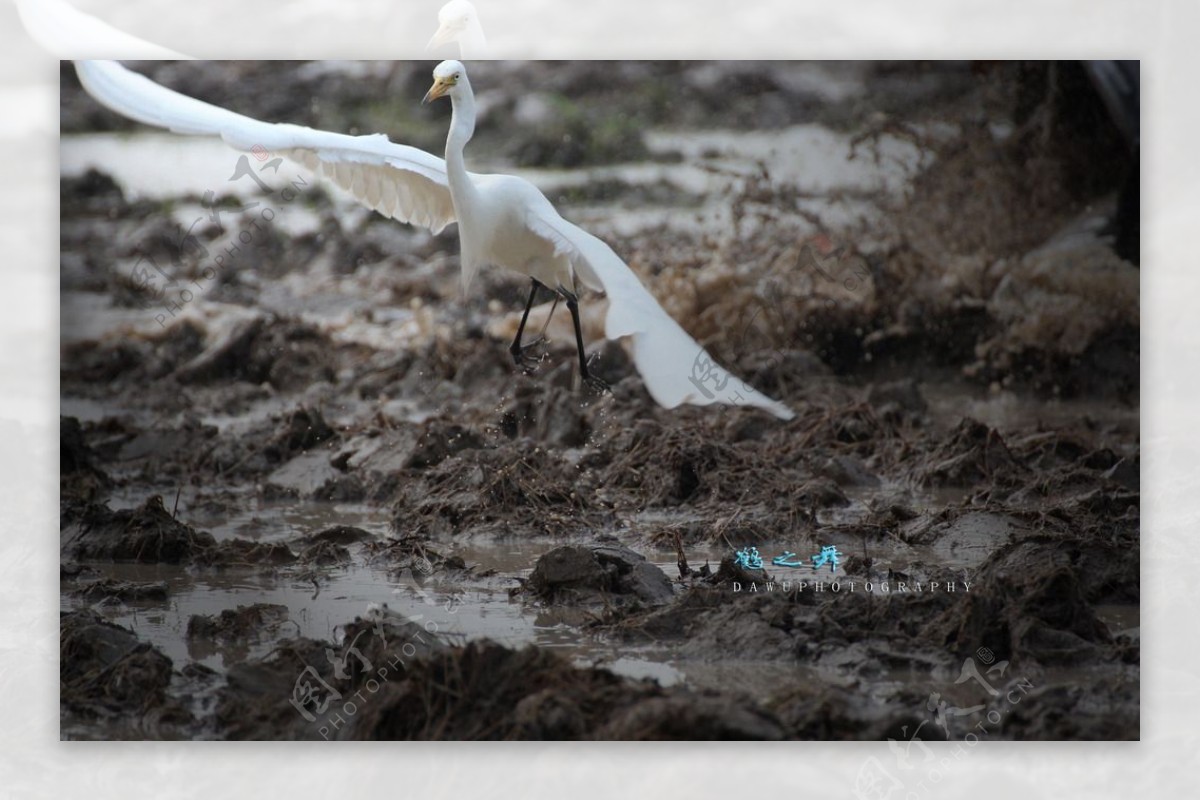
422,79,452,104
427,23,457,50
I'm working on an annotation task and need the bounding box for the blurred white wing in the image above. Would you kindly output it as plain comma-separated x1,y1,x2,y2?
17,0,190,59
524,207,795,421
74,60,457,234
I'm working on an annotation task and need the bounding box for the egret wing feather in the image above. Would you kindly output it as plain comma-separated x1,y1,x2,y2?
74,60,458,233
524,210,795,421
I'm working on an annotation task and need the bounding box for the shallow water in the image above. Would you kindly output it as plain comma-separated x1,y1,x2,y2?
63,468,1139,706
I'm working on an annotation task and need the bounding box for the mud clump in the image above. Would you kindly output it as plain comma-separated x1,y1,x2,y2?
634,584,958,673
920,418,1024,488
348,640,785,740
60,416,107,480
69,579,170,604
60,416,109,502
926,536,1130,667
175,315,338,391
213,637,345,740
304,525,376,546
193,538,298,567
61,611,190,730
298,540,351,566
867,378,929,424
362,536,468,576
213,616,441,740
187,604,291,642
268,407,336,460
62,496,216,563
390,442,592,537
995,673,1138,740
526,544,675,605
60,168,133,216
498,382,591,448
600,421,745,507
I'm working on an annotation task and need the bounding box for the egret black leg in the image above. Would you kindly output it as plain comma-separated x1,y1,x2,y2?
565,293,609,394
510,278,548,371
538,296,560,339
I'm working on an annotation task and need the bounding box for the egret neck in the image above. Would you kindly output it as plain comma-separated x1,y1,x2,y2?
443,75,480,222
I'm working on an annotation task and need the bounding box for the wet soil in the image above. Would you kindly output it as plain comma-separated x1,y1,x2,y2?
59,61,1138,740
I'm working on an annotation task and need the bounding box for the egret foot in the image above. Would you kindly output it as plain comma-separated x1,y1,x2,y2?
512,337,548,373
583,372,610,395
510,277,551,373
564,293,608,395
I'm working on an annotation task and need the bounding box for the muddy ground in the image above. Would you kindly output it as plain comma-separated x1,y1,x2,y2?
59,61,1138,741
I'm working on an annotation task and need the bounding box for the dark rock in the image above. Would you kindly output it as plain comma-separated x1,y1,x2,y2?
528,544,674,605
60,562,92,579
513,688,589,738
592,545,676,604
310,473,367,502
213,637,342,740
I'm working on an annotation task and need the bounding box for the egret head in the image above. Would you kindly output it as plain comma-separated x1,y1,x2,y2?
423,60,468,104
428,0,478,50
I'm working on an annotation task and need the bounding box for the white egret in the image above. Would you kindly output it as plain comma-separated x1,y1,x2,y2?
73,60,794,420
16,0,191,59
427,1,487,59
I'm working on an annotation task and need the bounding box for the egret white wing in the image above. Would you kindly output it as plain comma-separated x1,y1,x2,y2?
74,60,457,233
17,0,190,59
523,207,795,421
